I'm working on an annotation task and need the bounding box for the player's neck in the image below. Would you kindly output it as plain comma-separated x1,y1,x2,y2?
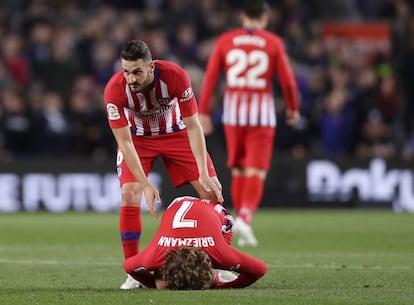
242,19,266,30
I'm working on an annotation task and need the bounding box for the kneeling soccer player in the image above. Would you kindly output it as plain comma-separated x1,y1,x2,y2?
123,196,267,289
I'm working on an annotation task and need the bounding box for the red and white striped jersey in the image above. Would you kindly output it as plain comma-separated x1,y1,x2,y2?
199,27,299,127
104,60,198,136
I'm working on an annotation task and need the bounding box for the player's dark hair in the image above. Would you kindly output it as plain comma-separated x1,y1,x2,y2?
120,40,152,62
161,247,214,290
242,0,270,19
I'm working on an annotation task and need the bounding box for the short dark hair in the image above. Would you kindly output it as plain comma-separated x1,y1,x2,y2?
161,247,214,290
120,40,152,62
242,0,270,19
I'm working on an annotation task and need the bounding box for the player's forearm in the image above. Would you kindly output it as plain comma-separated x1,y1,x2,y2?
213,274,261,289
129,270,156,288
184,115,209,176
187,125,209,176
213,253,267,288
281,83,299,111
276,58,299,111
112,127,149,184
122,145,149,183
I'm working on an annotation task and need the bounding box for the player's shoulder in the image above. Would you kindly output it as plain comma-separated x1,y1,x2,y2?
154,59,184,74
104,71,125,94
217,28,283,47
167,196,219,214
154,60,188,84
263,30,286,48
104,71,128,106
167,196,202,209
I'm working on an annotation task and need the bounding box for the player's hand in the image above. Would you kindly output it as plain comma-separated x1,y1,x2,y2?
199,114,214,135
199,175,224,203
142,183,161,218
285,109,300,126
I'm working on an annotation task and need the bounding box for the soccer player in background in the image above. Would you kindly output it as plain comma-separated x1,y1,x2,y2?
104,40,224,289
198,0,300,246
123,196,267,289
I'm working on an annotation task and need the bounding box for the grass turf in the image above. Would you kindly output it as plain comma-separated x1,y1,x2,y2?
0,209,413,305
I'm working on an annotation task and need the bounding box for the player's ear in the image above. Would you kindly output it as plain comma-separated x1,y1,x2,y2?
240,12,247,23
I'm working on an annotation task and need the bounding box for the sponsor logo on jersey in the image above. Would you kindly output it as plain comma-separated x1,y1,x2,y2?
133,104,173,117
107,103,120,120
157,97,171,105
180,87,193,102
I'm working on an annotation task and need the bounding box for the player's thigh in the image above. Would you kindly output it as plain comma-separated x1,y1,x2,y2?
116,139,158,185
245,126,275,169
224,125,246,168
161,131,217,187
225,125,275,169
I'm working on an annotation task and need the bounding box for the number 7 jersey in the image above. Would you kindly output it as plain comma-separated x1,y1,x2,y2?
123,196,267,288
199,27,299,127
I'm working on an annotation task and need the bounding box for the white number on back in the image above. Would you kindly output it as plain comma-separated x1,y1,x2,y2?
226,49,269,89
172,200,198,229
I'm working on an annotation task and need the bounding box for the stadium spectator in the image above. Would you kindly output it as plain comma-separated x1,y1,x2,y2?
68,75,115,160
123,195,267,289
0,89,41,159
103,40,223,289
37,26,81,98
35,91,71,154
198,0,300,246
1,34,30,89
354,108,396,159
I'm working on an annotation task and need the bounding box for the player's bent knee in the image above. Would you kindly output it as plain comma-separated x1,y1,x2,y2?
121,182,143,206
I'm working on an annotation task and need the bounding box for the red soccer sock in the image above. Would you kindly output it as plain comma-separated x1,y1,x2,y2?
119,206,141,259
238,175,264,224
231,175,244,212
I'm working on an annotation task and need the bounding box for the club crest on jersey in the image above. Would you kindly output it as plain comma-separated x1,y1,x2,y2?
180,87,193,102
107,103,120,120
157,97,170,105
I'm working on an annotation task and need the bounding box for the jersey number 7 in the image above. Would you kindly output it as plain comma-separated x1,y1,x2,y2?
172,200,198,229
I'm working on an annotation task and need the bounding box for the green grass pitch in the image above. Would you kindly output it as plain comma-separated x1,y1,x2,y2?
0,209,413,305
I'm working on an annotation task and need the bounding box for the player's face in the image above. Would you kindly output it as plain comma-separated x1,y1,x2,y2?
121,59,154,93
155,279,167,289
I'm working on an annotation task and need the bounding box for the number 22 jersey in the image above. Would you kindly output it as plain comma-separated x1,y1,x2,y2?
199,27,299,127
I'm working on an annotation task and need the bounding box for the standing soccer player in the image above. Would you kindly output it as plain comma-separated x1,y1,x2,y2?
123,196,267,289
104,40,223,289
198,0,300,246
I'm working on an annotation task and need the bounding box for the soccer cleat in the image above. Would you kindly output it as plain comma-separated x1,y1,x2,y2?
217,270,238,283
233,218,258,247
120,274,144,289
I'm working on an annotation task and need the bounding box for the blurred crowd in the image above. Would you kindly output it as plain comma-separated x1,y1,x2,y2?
1,0,414,162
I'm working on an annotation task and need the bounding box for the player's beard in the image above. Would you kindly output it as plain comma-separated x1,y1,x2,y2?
129,70,152,93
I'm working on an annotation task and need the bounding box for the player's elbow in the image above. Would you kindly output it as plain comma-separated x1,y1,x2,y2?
123,258,134,274
256,261,267,279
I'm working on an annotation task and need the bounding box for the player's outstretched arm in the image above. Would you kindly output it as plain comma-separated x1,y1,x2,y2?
212,249,267,289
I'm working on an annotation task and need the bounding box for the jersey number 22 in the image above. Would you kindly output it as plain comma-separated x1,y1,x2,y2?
226,49,269,89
